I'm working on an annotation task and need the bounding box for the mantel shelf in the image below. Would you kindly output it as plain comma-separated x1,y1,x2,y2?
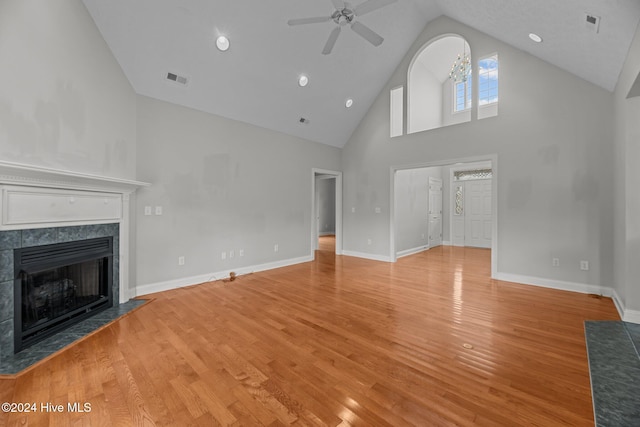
0,161,150,193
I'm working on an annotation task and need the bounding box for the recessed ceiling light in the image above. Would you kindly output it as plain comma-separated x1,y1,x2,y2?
216,35,230,51
345,98,354,108
298,75,309,87
528,33,543,43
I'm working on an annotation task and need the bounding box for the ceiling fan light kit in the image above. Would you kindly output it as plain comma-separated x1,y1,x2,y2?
288,0,397,55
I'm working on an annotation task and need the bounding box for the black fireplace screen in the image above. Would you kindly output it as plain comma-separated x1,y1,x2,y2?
14,237,113,352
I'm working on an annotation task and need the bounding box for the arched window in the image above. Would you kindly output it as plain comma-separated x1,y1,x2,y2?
407,35,472,134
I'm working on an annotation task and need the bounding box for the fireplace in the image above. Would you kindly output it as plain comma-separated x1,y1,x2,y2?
14,237,113,352
0,163,147,365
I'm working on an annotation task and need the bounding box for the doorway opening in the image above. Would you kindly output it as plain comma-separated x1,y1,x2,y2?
311,169,343,259
390,156,497,277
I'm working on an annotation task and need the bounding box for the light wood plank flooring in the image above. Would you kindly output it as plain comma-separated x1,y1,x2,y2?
0,238,619,426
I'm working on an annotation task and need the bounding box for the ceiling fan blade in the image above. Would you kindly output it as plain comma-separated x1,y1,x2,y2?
288,16,332,26
354,0,397,16
322,26,342,55
350,21,383,46
332,0,346,10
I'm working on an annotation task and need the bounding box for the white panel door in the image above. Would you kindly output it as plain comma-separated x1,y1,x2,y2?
428,178,443,247
464,180,492,248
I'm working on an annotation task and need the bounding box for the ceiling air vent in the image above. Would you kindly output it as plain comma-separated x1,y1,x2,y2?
166,72,189,86
584,13,600,33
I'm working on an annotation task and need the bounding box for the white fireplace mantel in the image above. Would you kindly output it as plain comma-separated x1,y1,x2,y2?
0,160,149,194
0,160,150,303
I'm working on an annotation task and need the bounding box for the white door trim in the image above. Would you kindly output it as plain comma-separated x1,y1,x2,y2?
311,168,343,258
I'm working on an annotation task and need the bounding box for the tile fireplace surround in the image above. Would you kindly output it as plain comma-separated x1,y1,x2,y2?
0,161,148,367
0,223,120,362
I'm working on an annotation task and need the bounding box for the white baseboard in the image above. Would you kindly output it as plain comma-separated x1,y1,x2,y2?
342,250,392,262
493,272,611,296
494,272,640,325
624,309,640,324
611,289,625,320
397,245,429,258
135,255,313,297
611,289,640,324
442,240,452,246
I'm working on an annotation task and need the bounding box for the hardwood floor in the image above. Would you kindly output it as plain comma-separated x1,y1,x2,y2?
0,238,619,426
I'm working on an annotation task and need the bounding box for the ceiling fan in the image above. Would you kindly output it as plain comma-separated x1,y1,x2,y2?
287,0,397,55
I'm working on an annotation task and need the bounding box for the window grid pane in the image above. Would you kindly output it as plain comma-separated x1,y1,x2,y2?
454,78,472,112
478,54,498,106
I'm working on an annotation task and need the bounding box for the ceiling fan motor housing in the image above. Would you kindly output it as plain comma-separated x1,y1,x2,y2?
332,5,355,25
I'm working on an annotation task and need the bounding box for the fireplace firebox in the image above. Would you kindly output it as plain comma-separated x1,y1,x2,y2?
14,237,113,352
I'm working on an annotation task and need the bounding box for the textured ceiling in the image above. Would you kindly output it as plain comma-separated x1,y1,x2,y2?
82,0,640,148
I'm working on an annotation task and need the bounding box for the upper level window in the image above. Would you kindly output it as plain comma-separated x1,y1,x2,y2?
478,55,498,105
477,54,498,120
407,35,472,134
454,78,472,112
403,38,499,133
390,86,404,138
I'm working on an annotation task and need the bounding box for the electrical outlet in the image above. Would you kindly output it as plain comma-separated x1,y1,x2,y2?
239,249,244,257
221,251,226,260
178,256,185,266
552,258,560,267
274,244,279,252
144,206,152,216
375,207,381,213
580,260,589,271
351,207,355,213
155,206,163,215
367,239,372,245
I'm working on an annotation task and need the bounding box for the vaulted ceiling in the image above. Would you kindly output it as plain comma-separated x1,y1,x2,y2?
82,0,640,148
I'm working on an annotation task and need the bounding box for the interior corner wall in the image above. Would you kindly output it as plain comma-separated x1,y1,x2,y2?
395,167,441,253
342,16,615,290
614,21,640,314
135,95,341,288
408,63,442,133
0,0,137,180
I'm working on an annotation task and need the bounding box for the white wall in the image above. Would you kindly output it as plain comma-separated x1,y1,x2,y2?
342,16,614,290
408,62,442,133
0,0,136,180
135,96,341,289
395,167,441,253
614,21,640,318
